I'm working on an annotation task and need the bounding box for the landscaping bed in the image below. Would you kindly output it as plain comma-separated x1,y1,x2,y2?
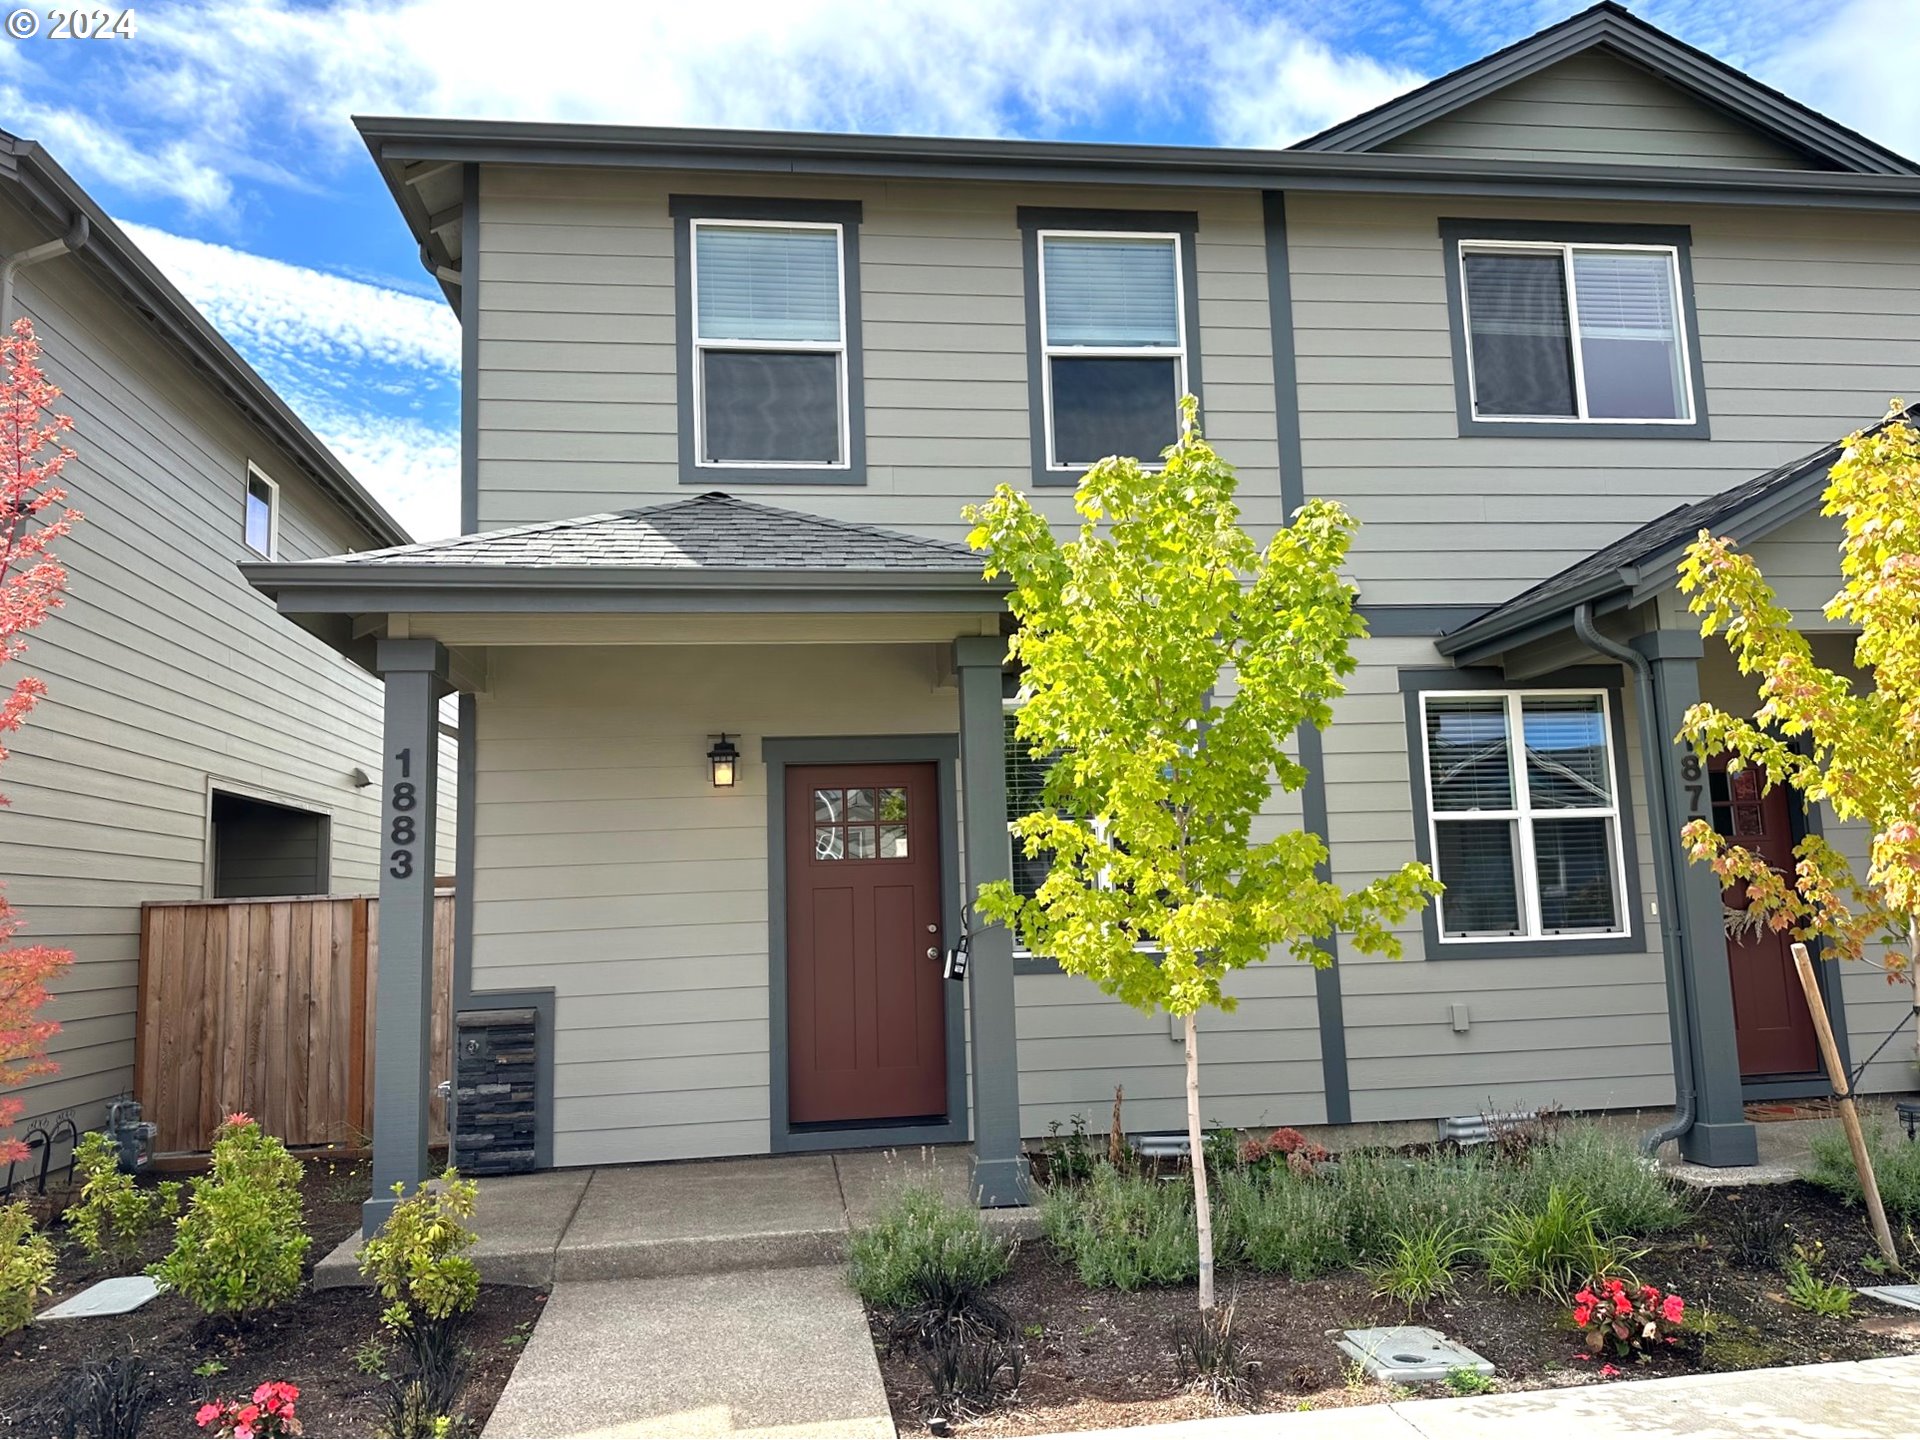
0,1159,542,1438
859,1127,1920,1437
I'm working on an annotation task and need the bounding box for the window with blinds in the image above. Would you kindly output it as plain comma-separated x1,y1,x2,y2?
1005,708,1056,902
1420,690,1627,942
1038,232,1186,470
1459,240,1689,423
691,220,847,466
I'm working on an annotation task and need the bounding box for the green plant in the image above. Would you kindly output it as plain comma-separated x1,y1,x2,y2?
1483,1185,1646,1300
66,1131,182,1260
1445,1366,1495,1395
1214,1169,1349,1279
1807,1123,1920,1223
1170,1301,1257,1405
360,1171,481,1333
1369,1221,1466,1314
1333,1148,1502,1262
1784,1240,1854,1316
1513,1127,1688,1238
1041,1116,1099,1185
848,1182,1012,1311
1040,1164,1197,1290
354,1334,393,1378
1574,1278,1687,1361
149,1114,308,1319
0,1200,54,1336
192,1358,228,1379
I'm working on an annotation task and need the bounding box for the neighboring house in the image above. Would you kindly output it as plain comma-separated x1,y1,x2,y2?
0,133,457,1149
250,2,1920,1222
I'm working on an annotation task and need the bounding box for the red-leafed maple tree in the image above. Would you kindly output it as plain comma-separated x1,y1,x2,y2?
0,316,80,1163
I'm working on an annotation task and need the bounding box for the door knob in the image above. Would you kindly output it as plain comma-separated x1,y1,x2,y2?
926,947,939,960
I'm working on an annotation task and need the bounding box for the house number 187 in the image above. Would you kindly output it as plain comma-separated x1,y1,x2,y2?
389,747,417,879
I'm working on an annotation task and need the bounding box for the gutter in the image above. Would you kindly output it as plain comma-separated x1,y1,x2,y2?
0,212,88,326
1573,602,1696,1155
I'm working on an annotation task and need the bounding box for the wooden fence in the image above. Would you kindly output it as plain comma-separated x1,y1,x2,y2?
135,893,453,1155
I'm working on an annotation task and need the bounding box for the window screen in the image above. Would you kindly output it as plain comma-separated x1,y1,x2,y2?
692,222,846,466
1462,251,1575,418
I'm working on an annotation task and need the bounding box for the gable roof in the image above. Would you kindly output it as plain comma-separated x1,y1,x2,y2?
1295,3,1918,177
0,131,411,548
295,491,984,574
1437,405,1917,662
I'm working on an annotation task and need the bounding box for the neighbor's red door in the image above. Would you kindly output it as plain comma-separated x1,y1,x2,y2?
785,763,948,1125
1712,760,1820,1077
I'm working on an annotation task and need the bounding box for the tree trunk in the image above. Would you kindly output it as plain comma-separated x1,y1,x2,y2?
1184,1012,1214,1311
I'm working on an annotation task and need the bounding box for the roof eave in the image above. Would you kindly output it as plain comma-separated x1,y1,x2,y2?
1435,568,1641,665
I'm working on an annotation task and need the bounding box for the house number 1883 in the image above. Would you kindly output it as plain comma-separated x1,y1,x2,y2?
389,747,418,879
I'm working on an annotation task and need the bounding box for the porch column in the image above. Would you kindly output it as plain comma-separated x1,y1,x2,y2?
1632,630,1758,1167
365,638,451,1234
953,635,1030,1206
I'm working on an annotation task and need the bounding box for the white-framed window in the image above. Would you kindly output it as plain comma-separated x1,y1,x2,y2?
689,218,849,469
1038,230,1187,470
1418,690,1629,943
243,463,279,558
1457,239,1693,424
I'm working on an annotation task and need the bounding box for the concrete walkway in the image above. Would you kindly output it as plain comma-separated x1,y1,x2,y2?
315,1144,1038,1287
1033,1354,1920,1439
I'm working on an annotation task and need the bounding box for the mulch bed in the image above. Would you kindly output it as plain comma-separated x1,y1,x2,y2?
0,1159,543,1438
870,1180,1920,1436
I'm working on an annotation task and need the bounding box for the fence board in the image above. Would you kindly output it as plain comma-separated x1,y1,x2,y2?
135,894,454,1155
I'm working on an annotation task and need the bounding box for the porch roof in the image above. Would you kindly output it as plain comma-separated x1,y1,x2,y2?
1438,405,1916,665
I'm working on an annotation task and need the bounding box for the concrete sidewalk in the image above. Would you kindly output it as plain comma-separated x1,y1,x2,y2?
1032,1354,1920,1440
315,1144,1039,1287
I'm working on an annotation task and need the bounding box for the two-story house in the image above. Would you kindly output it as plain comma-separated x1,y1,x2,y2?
0,132,456,1150
249,3,1920,1225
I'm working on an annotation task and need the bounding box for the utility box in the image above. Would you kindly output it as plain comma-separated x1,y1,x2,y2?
452,1008,537,1176
105,1099,155,1173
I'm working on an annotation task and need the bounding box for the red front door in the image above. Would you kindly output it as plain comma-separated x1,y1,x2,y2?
1711,760,1821,1078
785,763,948,1125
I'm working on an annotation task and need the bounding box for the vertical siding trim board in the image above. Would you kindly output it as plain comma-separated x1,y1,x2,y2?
460,165,479,535
1015,206,1203,488
1397,664,1647,961
453,692,556,1172
762,733,967,1155
668,195,867,486
1436,218,1710,441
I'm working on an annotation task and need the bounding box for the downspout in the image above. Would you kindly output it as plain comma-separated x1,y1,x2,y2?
0,213,90,327
1573,602,1697,1155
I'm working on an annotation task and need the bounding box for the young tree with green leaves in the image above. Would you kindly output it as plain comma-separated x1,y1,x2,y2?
964,406,1439,1309
1676,405,1920,1067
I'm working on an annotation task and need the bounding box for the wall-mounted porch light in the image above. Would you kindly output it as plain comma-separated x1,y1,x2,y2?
707,734,740,789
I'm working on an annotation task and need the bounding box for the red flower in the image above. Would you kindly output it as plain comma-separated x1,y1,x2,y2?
1573,1304,1593,1327
196,1404,222,1429
1661,1294,1685,1324
236,1405,259,1427
1601,1364,1622,1378
1574,1287,1597,1306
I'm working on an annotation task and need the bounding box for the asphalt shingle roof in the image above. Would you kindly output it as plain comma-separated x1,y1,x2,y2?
330,492,983,573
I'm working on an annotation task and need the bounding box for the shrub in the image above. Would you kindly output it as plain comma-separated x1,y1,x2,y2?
0,1201,54,1336
150,1114,309,1319
1573,1277,1686,1362
195,1382,301,1438
1513,1127,1688,1237
1482,1185,1646,1300
1369,1221,1466,1314
66,1131,182,1261
1041,1163,1196,1290
849,1183,1011,1311
908,1294,1024,1421
359,1171,480,1332
1333,1148,1502,1262
1234,1127,1331,1176
1039,1116,1099,1185
1214,1169,1349,1279
1806,1123,1920,1222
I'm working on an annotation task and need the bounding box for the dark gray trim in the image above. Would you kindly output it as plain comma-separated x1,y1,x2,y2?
458,165,479,535
670,194,865,486
763,734,968,1155
1398,664,1648,961
1360,603,1494,637
1014,206,1202,487
0,135,412,546
1294,3,1915,176
1439,219,1710,440
450,692,556,1174
1296,721,1351,1125
1262,192,1305,515
357,118,1920,223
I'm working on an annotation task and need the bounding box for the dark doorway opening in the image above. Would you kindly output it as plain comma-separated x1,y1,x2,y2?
210,790,330,898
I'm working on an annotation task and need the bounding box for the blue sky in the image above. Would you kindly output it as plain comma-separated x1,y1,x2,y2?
5,0,1908,541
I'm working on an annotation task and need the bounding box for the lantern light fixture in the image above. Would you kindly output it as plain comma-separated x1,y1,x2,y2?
707,733,740,789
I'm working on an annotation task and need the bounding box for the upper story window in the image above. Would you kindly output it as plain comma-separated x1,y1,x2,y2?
1019,208,1201,485
1418,689,1628,944
1440,221,1708,439
671,196,866,484
244,464,278,558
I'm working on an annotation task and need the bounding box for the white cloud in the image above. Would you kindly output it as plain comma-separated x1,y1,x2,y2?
1204,21,1425,149
301,402,461,544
